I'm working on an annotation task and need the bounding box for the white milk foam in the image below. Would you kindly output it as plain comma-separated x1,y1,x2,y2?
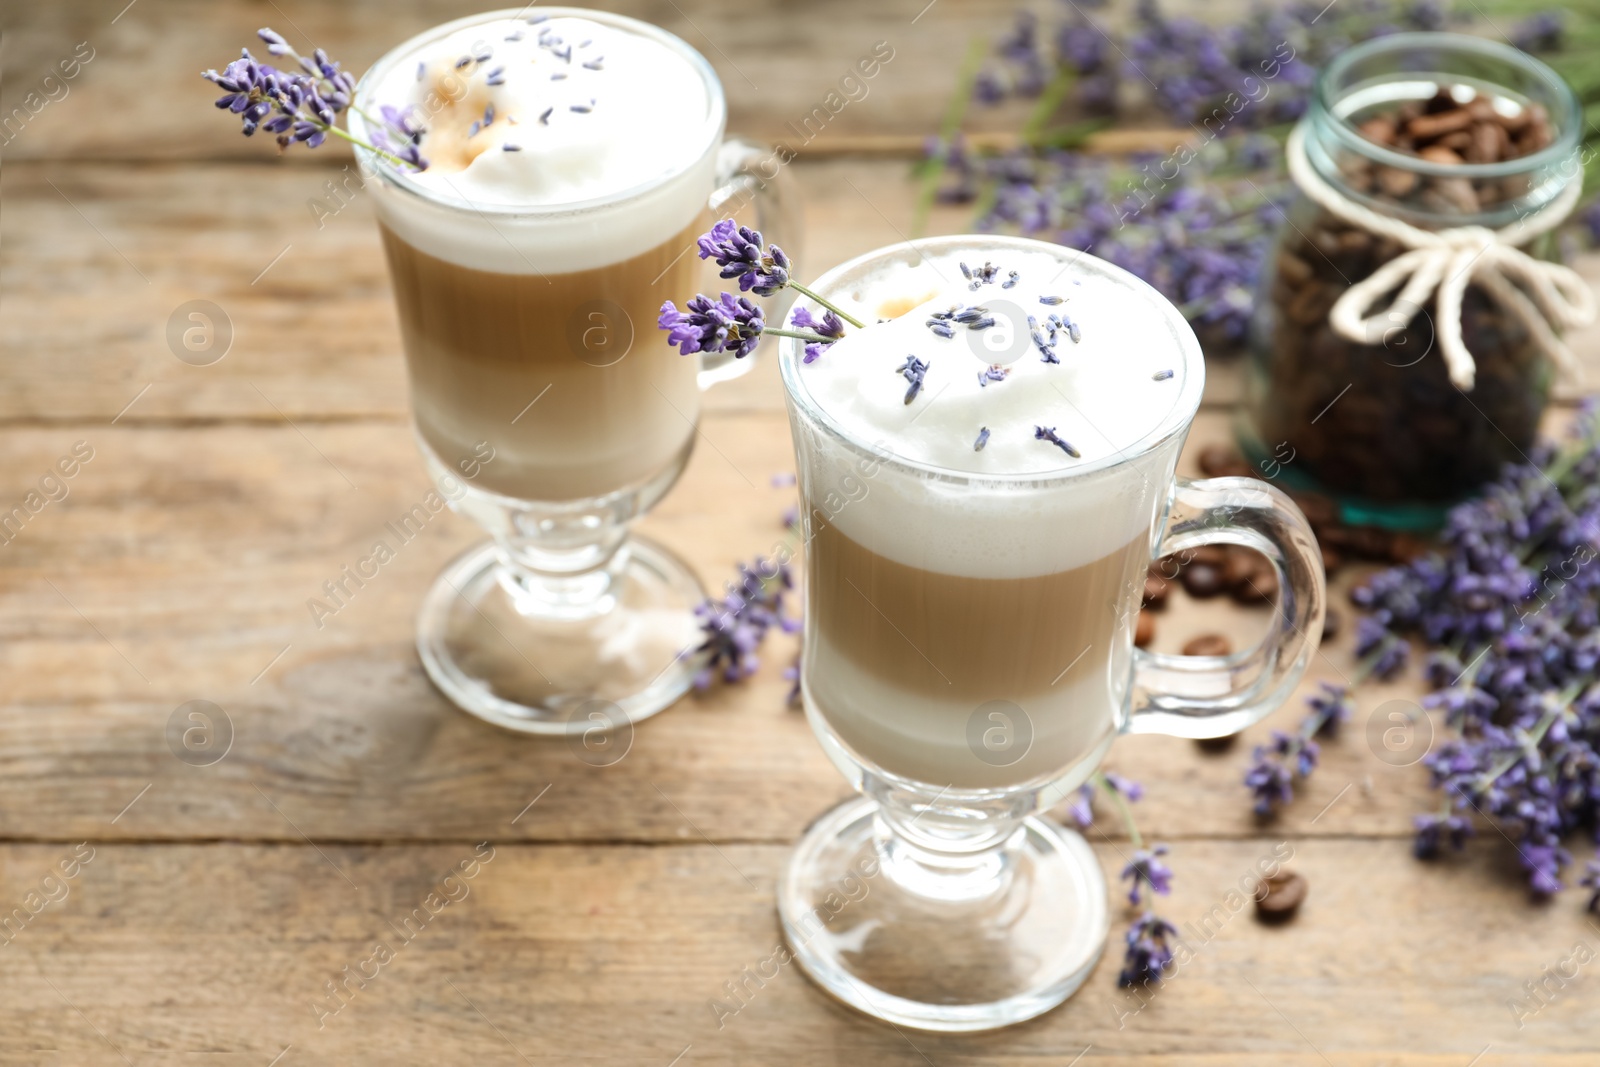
789,240,1204,579
353,12,720,274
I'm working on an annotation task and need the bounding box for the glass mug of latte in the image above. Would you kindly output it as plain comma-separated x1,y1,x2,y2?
776,235,1325,1031
349,9,795,732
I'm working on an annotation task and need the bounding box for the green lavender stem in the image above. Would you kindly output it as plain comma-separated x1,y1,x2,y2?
1095,772,1144,850
785,281,866,330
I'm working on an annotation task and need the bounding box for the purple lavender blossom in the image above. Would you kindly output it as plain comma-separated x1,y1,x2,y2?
897,355,930,404
697,220,792,296
1034,426,1079,458
204,31,427,169
1121,845,1174,906
1118,913,1178,988
658,293,765,359
692,557,797,688
792,306,844,363
1348,404,1600,901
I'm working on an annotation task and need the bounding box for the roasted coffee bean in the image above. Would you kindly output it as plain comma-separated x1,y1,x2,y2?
1233,561,1278,604
1358,115,1397,145
1182,633,1232,657
1223,547,1258,589
1194,733,1238,754
1180,561,1227,599
1255,871,1309,922
1322,607,1342,642
1407,107,1473,141
1388,532,1432,563
1135,610,1156,649
1143,573,1170,611
1189,545,1228,569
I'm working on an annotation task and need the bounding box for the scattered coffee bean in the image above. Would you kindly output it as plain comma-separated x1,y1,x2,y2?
1180,561,1228,599
1223,547,1259,589
1135,610,1156,649
1322,607,1342,643
1255,870,1309,923
1231,561,1278,604
1182,633,1232,657
1388,532,1431,563
1143,573,1170,611
1195,733,1238,754
1189,544,1228,569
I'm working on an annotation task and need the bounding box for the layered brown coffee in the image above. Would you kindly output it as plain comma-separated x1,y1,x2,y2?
786,241,1201,789
352,13,722,501
380,217,704,500
806,521,1150,787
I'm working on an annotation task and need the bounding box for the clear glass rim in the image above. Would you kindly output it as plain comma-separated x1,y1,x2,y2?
1311,31,1582,181
777,234,1206,488
349,6,727,219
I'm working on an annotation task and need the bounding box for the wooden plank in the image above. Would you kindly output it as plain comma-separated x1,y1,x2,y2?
0,0,1243,163
0,839,1594,1062
0,409,1469,844
10,157,1600,426
0,157,1247,424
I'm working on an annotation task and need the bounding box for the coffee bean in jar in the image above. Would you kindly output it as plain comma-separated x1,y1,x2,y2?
1241,33,1586,524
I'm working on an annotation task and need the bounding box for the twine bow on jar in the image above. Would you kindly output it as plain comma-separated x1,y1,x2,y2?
1285,123,1596,390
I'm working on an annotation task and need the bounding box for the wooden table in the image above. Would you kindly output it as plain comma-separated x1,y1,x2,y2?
5,2,1600,1062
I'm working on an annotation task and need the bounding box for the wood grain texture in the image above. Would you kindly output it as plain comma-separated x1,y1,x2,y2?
0,410,1497,845
8,157,1600,426
0,0,1226,163
0,840,1595,1064
6,0,1600,1060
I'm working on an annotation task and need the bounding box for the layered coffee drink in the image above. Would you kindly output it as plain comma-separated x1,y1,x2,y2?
787,244,1199,789
355,13,719,501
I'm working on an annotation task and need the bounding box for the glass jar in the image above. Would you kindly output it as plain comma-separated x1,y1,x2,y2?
1240,32,1583,529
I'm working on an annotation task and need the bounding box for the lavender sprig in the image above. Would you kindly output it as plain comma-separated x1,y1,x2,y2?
691,557,799,689
658,293,767,359
203,30,427,170
661,220,860,360
1345,402,1600,901
1244,638,1402,817
792,307,845,364
697,220,865,328
1070,772,1178,989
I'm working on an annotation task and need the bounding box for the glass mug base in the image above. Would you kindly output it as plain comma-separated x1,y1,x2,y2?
416,537,706,735
778,795,1108,1033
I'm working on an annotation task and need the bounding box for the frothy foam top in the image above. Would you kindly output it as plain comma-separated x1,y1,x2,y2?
353,12,721,273
786,239,1203,579
796,246,1194,475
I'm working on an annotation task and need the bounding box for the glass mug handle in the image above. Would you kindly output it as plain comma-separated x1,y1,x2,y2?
697,137,803,389
1125,476,1326,739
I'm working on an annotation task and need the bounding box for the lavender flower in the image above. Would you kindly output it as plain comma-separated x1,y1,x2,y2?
1121,845,1173,906
974,426,991,451
1034,426,1079,458
1119,913,1178,988
203,31,427,169
692,557,798,688
658,293,765,359
897,355,930,404
792,307,844,363
1341,404,1600,901
698,219,791,296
